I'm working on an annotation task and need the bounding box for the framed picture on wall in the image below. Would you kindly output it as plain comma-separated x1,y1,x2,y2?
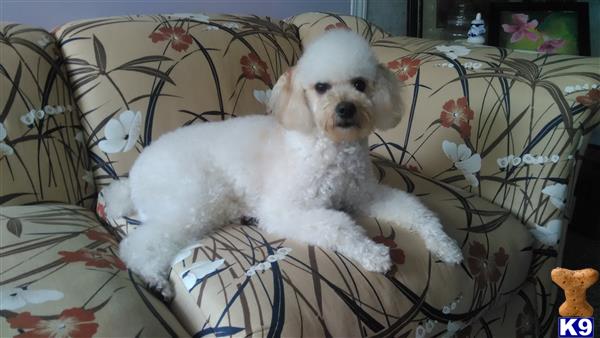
488,2,590,56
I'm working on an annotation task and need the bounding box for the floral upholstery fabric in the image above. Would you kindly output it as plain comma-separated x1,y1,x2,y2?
291,12,600,230
94,155,534,336
0,204,189,337
54,14,301,188
0,11,598,338
0,24,95,207
290,13,599,337
286,12,389,46
163,161,534,337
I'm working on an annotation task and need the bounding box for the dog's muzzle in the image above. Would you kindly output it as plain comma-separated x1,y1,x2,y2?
335,101,358,128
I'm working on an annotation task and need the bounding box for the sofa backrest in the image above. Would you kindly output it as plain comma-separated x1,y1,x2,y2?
55,14,301,188
286,12,389,46
290,12,600,228
3,12,598,230
0,23,95,207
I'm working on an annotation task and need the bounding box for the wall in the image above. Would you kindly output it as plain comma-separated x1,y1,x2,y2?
0,0,350,29
579,0,599,57
366,0,406,36
579,0,599,144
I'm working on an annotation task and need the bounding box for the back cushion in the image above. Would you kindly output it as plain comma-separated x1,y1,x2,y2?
0,23,95,207
368,37,600,227
287,12,389,47
55,14,301,187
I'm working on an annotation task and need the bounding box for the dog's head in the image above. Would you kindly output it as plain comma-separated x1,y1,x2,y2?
268,30,402,142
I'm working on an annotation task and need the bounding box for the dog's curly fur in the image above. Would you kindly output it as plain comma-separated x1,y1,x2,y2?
104,30,463,297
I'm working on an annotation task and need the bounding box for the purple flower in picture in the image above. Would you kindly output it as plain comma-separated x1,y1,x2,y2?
502,14,538,43
537,38,565,53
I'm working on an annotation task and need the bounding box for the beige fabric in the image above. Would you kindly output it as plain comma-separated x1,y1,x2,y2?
96,159,536,336
1,11,597,338
54,14,301,189
464,279,555,337
164,162,532,336
291,12,600,230
287,12,389,47
371,37,600,228
0,204,189,337
0,24,95,207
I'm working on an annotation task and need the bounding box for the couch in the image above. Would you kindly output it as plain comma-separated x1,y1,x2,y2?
1,12,598,337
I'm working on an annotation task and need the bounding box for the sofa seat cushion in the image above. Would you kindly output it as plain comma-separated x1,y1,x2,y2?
103,159,533,337
0,204,189,337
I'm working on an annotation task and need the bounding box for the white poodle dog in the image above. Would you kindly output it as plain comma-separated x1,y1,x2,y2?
103,30,463,297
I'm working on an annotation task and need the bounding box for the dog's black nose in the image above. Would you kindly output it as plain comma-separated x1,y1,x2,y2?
335,101,356,119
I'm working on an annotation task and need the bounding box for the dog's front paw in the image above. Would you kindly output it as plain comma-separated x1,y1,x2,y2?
359,243,393,273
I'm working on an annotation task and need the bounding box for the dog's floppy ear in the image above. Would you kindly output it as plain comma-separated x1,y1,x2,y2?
372,64,403,130
268,67,314,132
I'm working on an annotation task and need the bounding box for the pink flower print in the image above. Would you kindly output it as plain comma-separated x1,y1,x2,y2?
502,14,538,43
537,38,565,53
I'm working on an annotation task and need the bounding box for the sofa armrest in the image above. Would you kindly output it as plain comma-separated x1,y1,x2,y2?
0,23,95,207
0,204,189,337
368,36,599,228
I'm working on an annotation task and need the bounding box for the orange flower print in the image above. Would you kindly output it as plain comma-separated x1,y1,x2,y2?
576,88,600,110
373,234,405,265
325,23,350,31
8,308,98,338
440,97,475,138
149,26,193,52
59,248,126,270
387,57,421,81
240,53,272,86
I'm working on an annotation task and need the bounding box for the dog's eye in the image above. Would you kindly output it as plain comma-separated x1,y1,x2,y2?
314,82,331,94
352,78,366,92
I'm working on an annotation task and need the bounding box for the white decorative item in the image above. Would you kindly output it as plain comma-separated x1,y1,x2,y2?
467,13,486,44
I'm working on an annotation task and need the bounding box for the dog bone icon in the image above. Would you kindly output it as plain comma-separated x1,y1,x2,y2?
551,267,599,317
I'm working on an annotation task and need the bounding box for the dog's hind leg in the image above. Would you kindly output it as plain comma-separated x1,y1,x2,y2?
257,206,392,273
119,219,210,298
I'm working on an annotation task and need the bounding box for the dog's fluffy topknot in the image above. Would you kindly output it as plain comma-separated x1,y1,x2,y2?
295,30,379,86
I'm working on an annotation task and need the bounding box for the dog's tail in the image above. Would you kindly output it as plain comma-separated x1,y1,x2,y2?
102,179,134,219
